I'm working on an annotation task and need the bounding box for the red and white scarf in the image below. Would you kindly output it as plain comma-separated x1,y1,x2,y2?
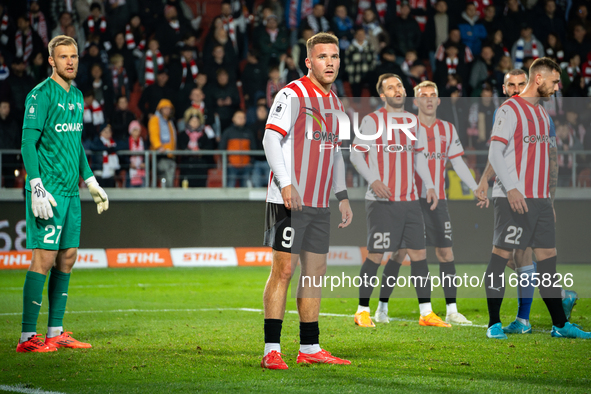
191,101,205,112
100,136,120,178
503,46,510,57
546,47,564,64
125,24,145,51
567,66,580,82
181,56,198,88
29,12,48,46
88,15,107,34
15,30,33,62
395,0,427,30
111,66,128,91
129,136,145,186
186,129,204,151
514,38,539,69
144,49,163,86
83,100,104,125
582,55,591,84
169,19,180,33
446,56,458,74
1,14,8,32
222,16,237,50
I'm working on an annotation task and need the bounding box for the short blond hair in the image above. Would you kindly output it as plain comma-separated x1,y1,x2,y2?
413,80,438,97
48,35,78,57
306,32,339,57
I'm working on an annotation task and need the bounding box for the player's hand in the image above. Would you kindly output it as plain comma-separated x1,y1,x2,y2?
281,184,302,211
370,180,392,199
426,188,438,211
507,188,527,214
475,181,489,208
29,178,57,220
338,199,353,228
85,176,109,214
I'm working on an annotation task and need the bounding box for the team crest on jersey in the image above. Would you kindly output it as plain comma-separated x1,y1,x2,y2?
26,104,37,119
77,103,82,111
69,103,75,110
272,102,287,120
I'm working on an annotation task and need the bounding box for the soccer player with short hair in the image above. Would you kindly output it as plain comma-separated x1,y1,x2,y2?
16,35,109,353
261,32,353,369
476,69,577,335
484,57,590,339
386,80,485,325
350,74,450,329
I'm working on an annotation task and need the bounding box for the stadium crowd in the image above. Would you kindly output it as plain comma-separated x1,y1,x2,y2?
0,0,590,188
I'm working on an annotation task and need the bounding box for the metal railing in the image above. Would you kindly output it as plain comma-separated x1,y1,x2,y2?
1,149,590,189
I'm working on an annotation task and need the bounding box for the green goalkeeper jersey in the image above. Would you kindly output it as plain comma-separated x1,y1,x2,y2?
22,77,93,197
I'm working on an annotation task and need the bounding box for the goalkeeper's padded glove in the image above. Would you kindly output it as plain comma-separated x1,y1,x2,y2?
29,178,57,220
85,176,109,214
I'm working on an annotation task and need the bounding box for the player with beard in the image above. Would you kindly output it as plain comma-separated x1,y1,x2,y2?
484,57,590,339
261,33,353,369
17,36,109,353
350,74,449,328
475,69,578,335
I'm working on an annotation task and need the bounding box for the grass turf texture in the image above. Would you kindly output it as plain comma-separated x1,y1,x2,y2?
0,265,590,394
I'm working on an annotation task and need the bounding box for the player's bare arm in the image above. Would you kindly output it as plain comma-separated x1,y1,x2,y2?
338,199,352,228
475,160,495,208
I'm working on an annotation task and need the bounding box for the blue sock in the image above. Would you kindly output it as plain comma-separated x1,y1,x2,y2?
516,265,535,320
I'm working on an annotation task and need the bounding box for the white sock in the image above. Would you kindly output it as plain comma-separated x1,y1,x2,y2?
377,301,388,313
20,332,36,343
561,288,566,300
299,344,321,354
47,326,63,338
419,302,432,317
357,305,370,314
516,317,529,326
446,303,458,315
264,343,281,356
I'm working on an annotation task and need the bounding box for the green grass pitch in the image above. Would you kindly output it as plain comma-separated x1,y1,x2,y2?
0,265,590,393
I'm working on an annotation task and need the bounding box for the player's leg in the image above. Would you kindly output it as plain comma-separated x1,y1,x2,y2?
374,249,405,323
355,252,383,327
17,248,59,353
503,248,534,334
436,247,470,324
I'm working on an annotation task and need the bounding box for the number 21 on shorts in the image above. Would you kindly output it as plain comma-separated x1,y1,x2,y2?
44,225,63,245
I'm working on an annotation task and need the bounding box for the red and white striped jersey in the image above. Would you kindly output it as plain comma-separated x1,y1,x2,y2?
353,108,423,202
490,96,551,199
415,119,464,199
264,76,345,208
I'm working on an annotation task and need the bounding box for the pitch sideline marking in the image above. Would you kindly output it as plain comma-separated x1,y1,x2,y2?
4,283,202,291
0,384,67,394
0,307,489,328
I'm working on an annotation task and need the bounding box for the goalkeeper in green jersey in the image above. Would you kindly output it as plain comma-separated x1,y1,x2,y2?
17,35,109,353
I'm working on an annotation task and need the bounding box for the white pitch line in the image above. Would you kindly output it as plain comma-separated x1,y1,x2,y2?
0,384,67,394
0,307,488,328
3,283,202,291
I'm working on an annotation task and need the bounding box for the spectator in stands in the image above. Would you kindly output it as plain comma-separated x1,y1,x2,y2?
82,90,105,144
149,98,177,188
30,52,49,83
502,0,529,49
178,108,216,187
561,53,581,92
435,28,474,68
368,47,408,96
51,11,82,42
266,65,285,107
535,0,566,44
291,28,313,77
156,5,191,57
0,100,21,188
470,84,496,167
302,3,330,34
493,55,513,94
0,4,14,53
10,15,44,68
51,0,80,29
568,4,591,37
331,4,354,52
111,96,137,142
125,14,146,59
469,45,496,95
28,0,49,48
434,44,469,94
490,29,510,64
7,57,35,120
362,8,387,56
83,2,110,49
556,115,584,186
138,69,174,120
77,42,107,89
88,63,114,121
565,24,591,64
279,54,303,83
401,49,418,76
390,3,420,58
203,43,237,85
406,62,427,93
109,54,129,102
479,4,501,37
217,1,245,59
168,46,199,92
177,87,210,128
219,110,256,187
459,2,487,57
423,0,453,58
126,120,146,188
511,23,544,70
345,27,376,97
140,38,165,87
439,87,469,144
250,104,270,188
255,15,289,69
89,123,121,188
103,0,133,39
544,32,565,65
205,68,240,131
108,32,137,85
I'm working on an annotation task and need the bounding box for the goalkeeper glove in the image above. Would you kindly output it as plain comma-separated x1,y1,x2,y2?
29,178,57,220
85,176,109,214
